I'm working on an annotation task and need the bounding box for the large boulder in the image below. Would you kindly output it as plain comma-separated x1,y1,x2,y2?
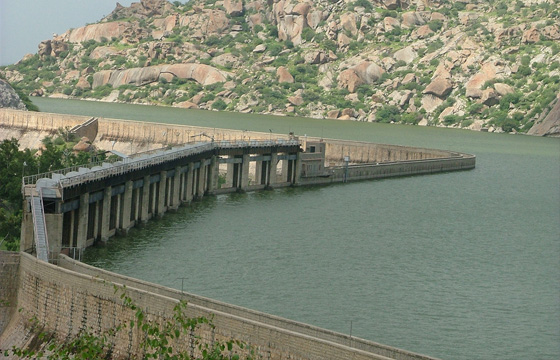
277,66,294,83
401,12,426,28
340,12,359,37
66,22,131,43
307,10,324,29
493,83,514,96
393,46,417,64
0,79,26,110
179,10,229,37
522,27,540,43
89,46,119,60
542,25,560,40
224,0,244,17
104,0,172,20
160,64,227,85
92,64,226,88
480,88,500,106
338,61,385,93
528,94,560,137
353,62,385,85
466,62,498,98
338,69,364,93
423,77,453,98
383,0,400,10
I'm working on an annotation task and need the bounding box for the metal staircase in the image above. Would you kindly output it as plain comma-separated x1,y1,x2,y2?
30,191,49,262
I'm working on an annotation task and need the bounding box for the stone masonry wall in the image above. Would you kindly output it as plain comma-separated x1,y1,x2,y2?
0,252,437,360
1,109,463,168
0,252,20,335
58,255,435,360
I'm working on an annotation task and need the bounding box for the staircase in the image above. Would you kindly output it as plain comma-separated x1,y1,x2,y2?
30,193,49,262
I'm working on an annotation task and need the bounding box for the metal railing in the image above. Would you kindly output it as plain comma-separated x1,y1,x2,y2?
30,188,49,262
22,156,122,186
60,247,83,262
22,139,301,189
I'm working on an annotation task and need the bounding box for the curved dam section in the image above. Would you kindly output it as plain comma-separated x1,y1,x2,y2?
1,108,474,359
0,251,440,360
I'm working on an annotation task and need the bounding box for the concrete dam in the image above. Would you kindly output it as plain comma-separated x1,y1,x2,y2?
0,109,475,359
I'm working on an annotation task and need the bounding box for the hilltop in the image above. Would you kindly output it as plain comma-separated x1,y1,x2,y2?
1,0,559,135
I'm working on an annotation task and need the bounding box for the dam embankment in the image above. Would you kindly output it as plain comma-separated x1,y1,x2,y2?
1,108,471,167
0,251,439,360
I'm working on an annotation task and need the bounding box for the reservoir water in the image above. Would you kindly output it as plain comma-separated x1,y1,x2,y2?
33,97,560,360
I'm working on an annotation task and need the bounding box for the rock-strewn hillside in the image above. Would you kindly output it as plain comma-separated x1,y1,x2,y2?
1,0,559,135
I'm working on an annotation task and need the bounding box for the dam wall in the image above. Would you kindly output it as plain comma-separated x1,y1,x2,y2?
0,252,19,336
0,109,288,154
57,254,434,360
300,155,476,185
318,139,455,165
1,109,458,167
0,252,439,360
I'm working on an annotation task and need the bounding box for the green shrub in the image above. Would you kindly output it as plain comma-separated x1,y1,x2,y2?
428,20,443,32
500,92,522,110
302,27,315,42
467,103,483,115
376,105,401,123
401,112,422,125
353,0,373,12
443,114,462,125
212,99,227,110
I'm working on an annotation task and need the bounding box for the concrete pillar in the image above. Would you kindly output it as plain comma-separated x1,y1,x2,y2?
76,192,89,249
241,154,250,190
157,171,167,217
141,176,150,222
197,163,206,198
269,153,278,186
255,160,263,185
208,156,219,193
120,180,133,233
100,186,111,242
92,202,100,240
20,199,34,252
294,151,302,185
171,166,181,209
114,193,121,230
226,162,235,188
68,210,75,247
179,171,185,202
282,158,289,182
45,213,63,256
186,163,194,202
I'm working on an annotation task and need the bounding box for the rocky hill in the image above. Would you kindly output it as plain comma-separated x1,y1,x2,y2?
1,0,559,135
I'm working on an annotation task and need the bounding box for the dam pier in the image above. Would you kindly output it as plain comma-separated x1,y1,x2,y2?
1,109,475,360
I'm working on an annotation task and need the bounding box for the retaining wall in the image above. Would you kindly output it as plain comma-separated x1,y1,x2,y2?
0,252,20,335
0,252,440,360
57,255,436,360
0,109,288,154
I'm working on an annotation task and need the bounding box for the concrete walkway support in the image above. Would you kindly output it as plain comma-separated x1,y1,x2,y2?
21,138,474,261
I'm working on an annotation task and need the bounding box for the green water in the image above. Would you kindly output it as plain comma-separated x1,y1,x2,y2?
34,97,560,360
